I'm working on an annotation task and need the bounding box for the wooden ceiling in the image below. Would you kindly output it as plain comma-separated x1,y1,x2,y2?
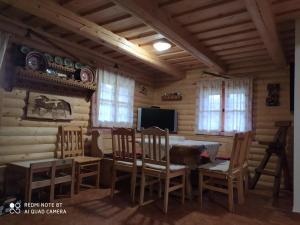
0,0,297,81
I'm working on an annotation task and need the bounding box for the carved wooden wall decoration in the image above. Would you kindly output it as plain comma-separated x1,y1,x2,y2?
266,83,280,106
27,92,72,120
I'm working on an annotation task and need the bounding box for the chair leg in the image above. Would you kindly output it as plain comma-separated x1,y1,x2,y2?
130,170,137,203
70,164,75,198
111,167,117,198
75,165,80,194
164,178,170,214
198,171,203,208
70,182,74,198
237,173,245,205
228,176,234,212
50,184,55,202
149,183,153,197
158,179,162,199
139,172,145,206
95,161,100,189
186,169,192,200
181,173,185,204
28,190,32,203
244,169,249,196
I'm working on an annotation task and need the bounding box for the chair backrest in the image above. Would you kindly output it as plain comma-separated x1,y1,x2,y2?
229,132,249,173
141,127,170,172
111,127,136,163
59,126,84,158
239,131,252,167
244,131,253,162
91,129,105,157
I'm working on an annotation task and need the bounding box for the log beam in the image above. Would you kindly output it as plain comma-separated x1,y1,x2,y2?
244,0,286,66
113,0,227,73
0,0,183,78
0,15,153,85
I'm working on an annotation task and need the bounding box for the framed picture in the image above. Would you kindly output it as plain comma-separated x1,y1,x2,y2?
27,92,72,120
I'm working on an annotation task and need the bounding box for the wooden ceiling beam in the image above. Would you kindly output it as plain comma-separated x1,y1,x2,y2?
0,15,155,85
244,0,286,67
113,0,226,73
1,0,183,78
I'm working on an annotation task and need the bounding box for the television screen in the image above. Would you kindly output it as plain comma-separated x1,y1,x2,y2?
137,108,177,132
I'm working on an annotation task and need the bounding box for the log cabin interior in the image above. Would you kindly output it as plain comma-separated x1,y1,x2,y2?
0,0,300,224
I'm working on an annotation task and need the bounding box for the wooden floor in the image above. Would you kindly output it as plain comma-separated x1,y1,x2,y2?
0,187,299,225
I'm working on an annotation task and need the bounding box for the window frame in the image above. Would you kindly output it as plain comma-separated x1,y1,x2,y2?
196,79,251,136
96,71,135,128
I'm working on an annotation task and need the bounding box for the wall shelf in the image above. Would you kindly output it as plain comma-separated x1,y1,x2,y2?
48,62,76,73
15,67,97,91
161,93,182,101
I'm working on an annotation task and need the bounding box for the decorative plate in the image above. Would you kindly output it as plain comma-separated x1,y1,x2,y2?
44,53,53,63
64,58,74,68
81,67,94,83
75,62,82,69
75,67,94,83
20,46,31,54
25,51,48,71
54,56,63,65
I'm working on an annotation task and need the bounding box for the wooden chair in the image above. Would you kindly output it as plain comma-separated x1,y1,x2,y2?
59,126,101,193
28,161,56,202
111,127,140,203
55,158,75,198
198,132,250,212
140,127,186,214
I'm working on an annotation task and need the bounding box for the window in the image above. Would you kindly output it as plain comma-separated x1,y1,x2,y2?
195,78,252,134
96,69,135,128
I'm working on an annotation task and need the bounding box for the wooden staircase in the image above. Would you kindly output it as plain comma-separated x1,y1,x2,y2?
250,121,292,197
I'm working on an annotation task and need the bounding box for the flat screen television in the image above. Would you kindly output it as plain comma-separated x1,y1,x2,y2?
137,107,177,132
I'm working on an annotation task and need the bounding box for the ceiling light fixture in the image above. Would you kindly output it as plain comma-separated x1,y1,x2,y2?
153,41,171,51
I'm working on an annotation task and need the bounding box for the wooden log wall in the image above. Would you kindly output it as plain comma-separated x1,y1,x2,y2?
0,86,153,190
0,43,154,192
152,69,293,187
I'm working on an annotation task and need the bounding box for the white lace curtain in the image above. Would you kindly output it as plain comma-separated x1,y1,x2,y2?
195,79,223,134
224,78,252,132
93,68,135,128
0,31,10,81
0,31,10,127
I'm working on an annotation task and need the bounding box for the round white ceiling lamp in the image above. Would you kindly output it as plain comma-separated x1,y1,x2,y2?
153,41,171,51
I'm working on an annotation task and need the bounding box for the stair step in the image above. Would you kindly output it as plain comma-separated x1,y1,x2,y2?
256,169,277,176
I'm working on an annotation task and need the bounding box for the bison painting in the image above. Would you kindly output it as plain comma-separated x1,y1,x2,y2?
27,93,72,120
